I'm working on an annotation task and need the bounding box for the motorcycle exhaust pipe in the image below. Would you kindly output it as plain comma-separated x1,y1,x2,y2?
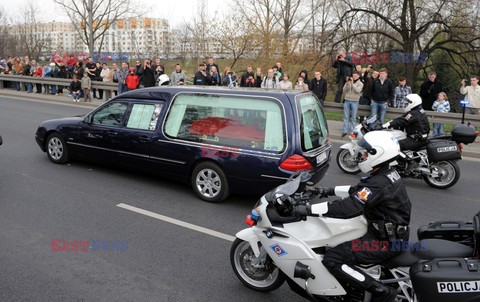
413,167,431,175
294,262,319,302
294,261,316,280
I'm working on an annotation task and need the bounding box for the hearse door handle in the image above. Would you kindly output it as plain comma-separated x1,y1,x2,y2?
107,131,118,137
139,136,152,143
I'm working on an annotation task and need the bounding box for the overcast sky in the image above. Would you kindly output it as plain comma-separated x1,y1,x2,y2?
5,0,226,27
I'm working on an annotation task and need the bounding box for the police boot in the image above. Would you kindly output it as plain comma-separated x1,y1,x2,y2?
403,155,419,175
404,161,417,175
368,281,397,302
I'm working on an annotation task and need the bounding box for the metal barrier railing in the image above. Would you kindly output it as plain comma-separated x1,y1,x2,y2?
0,74,478,125
0,74,118,91
322,102,480,125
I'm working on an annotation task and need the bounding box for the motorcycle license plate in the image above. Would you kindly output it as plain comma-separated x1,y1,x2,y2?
316,152,327,164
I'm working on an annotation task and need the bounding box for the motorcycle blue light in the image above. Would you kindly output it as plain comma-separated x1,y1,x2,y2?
250,209,260,222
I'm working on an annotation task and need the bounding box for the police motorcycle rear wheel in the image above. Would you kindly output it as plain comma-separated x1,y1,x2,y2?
422,160,460,189
230,238,285,292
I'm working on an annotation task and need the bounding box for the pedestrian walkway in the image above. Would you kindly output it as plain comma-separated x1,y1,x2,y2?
0,89,103,108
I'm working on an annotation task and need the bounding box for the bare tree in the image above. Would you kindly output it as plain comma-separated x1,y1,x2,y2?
334,0,480,88
12,1,51,59
235,0,279,59
176,23,194,60
297,0,339,74
187,0,210,63
212,12,253,68
0,6,12,57
53,0,138,56
274,0,325,57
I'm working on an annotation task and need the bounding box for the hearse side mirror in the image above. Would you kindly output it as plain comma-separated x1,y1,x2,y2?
0,135,3,145
83,115,91,124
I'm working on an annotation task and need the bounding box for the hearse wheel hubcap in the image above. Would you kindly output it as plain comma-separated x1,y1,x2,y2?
48,137,64,160
196,168,221,198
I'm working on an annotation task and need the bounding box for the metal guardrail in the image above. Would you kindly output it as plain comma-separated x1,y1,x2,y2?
0,74,118,91
323,102,480,125
0,74,478,125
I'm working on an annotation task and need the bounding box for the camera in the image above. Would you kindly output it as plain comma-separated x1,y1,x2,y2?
337,55,342,60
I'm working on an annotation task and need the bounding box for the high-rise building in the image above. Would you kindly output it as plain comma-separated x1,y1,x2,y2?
12,18,171,57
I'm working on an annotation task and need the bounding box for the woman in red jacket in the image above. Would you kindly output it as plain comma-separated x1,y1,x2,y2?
125,67,139,91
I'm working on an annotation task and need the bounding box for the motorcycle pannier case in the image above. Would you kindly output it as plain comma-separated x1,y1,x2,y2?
452,124,478,144
410,258,480,302
418,221,474,247
426,140,461,162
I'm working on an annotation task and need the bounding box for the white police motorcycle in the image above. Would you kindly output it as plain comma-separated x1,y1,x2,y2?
230,171,479,302
336,116,477,189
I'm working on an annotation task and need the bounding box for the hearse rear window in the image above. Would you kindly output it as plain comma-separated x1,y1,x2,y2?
164,94,285,153
297,95,329,151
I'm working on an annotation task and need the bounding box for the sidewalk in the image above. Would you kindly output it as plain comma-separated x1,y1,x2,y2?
327,120,480,160
1,89,479,159
0,89,104,108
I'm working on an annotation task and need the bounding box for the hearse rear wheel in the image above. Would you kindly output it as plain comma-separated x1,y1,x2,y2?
191,161,230,203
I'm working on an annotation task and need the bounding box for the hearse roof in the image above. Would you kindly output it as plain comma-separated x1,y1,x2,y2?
115,86,312,101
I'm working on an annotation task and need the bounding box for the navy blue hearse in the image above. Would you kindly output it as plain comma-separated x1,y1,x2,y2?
35,86,331,202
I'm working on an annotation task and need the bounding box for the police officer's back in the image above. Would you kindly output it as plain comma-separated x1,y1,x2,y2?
385,93,430,151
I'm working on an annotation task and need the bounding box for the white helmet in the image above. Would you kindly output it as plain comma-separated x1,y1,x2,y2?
404,93,422,112
357,131,400,173
158,74,170,86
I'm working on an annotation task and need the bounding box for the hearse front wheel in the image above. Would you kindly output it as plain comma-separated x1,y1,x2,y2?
46,133,70,164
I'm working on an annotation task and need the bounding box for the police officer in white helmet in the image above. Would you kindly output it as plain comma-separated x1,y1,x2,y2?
292,131,411,302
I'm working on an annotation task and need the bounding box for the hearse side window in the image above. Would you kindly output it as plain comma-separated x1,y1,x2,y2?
297,95,329,151
165,94,285,153
126,103,163,131
92,102,128,127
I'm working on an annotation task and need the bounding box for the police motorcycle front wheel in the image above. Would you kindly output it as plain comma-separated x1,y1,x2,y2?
336,148,361,174
422,160,460,189
230,239,285,292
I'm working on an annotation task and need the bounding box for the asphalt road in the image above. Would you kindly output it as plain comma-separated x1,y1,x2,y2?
0,96,479,302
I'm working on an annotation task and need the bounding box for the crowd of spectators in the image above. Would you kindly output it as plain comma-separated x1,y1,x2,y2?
1,51,479,134
329,49,479,137
0,55,170,102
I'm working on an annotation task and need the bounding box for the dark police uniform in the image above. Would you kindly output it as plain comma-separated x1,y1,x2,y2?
388,106,430,151
321,166,411,299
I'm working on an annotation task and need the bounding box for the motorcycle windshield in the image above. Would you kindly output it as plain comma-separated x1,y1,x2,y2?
366,115,377,125
273,176,301,196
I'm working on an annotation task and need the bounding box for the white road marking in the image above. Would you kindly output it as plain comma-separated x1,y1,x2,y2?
116,203,236,242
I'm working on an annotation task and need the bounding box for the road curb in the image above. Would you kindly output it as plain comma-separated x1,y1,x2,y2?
0,90,101,108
